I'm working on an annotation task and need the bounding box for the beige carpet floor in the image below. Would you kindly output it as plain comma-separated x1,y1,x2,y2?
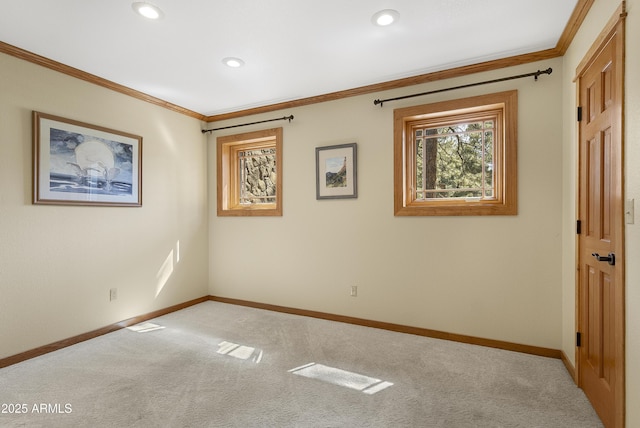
0,301,603,427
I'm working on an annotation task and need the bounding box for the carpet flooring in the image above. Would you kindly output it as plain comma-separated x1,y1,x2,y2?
0,301,603,427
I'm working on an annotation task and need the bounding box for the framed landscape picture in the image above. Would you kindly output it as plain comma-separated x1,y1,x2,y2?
33,111,142,207
315,143,357,199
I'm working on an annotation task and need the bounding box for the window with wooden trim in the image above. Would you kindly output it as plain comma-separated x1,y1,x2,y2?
217,127,282,216
394,90,517,216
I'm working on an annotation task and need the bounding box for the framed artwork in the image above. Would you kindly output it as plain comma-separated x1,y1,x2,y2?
315,143,357,199
32,111,142,206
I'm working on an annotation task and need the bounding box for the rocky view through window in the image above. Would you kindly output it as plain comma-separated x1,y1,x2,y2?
239,148,277,204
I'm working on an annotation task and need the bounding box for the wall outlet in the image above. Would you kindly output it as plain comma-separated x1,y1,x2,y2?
110,288,118,301
351,285,357,297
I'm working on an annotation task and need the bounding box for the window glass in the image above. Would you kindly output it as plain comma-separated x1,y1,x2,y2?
414,119,495,200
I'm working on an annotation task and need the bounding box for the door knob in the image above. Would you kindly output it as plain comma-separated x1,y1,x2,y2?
592,252,616,266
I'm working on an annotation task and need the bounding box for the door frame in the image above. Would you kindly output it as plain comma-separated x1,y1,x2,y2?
575,3,626,427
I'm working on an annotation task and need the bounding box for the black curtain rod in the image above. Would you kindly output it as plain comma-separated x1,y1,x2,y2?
202,115,294,133
373,67,553,107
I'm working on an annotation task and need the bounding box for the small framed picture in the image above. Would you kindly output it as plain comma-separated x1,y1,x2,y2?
32,111,142,207
315,143,357,199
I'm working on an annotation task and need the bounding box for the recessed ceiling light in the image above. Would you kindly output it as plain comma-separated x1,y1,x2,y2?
372,9,399,26
132,2,164,20
222,57,245,68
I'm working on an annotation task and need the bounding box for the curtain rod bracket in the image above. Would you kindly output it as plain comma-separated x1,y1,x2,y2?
202,114,294,133
534,67,553,81
373,67,553,107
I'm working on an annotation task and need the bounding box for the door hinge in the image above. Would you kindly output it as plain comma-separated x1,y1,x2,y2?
576,220,582,234
576,332,582,347
577,106,583,122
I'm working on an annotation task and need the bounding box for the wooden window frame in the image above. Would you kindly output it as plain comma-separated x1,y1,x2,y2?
394,90,518,216
217,127,282,217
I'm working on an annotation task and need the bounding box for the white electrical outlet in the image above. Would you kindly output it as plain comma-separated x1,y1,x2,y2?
110,288,118,301
351,286,357,297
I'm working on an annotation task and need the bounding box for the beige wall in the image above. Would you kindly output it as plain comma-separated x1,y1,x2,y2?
561,0,640,426
624,0,640,423
0,52,209,359
209,57,565,350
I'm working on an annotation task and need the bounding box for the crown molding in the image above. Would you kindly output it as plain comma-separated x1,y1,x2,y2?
0,41,205,121
0,0,593,122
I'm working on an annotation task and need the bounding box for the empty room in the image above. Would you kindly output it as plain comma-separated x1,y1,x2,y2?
0,0,638,427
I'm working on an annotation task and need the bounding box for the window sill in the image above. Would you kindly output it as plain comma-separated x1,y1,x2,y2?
217,205,282,217
395,199,517,216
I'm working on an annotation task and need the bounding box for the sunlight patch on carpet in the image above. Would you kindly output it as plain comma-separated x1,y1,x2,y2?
126,322,165,333
217,341,263,363
288,362,393,394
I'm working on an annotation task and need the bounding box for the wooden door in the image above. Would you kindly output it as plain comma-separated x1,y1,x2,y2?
576,11,625,428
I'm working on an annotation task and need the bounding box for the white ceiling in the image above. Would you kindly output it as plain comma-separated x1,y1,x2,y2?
0,0,578,117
